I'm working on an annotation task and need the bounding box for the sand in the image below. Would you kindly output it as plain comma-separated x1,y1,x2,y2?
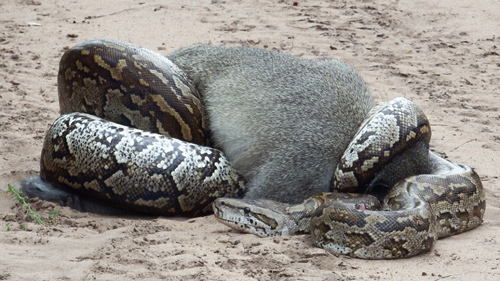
1,0,499,280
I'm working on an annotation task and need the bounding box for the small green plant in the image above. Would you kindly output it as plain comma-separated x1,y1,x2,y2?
49,209,59,219
6,184,44,225
48,208,59,224
5,222,11,231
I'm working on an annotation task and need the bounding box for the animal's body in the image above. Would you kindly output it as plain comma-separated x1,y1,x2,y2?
166,45,374,202
22,40,485,259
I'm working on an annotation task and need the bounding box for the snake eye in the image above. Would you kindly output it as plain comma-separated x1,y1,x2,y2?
243,207,251,214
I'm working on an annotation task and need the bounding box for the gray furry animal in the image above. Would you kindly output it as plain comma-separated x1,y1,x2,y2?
23,43,416,212
167,45,375,202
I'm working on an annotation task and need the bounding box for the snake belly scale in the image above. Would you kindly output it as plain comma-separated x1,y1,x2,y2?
38,39,485,258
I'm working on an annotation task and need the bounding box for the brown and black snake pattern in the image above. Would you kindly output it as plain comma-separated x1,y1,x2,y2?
41,40,246,216
333,98,431,193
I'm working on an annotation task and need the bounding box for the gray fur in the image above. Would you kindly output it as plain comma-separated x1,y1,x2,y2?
167,45,374,203
366,142,431,200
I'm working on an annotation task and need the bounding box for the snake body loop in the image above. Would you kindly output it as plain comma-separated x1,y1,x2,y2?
333,97,432,193
310,152,484,259
41,112,246,215
58,39,208,145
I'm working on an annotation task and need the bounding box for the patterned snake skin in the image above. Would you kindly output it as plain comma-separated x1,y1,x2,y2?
41,40,246,216
213,98,485,259
39,40,485,258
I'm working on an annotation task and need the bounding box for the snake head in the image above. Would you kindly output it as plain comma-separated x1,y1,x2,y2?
212,198,296,237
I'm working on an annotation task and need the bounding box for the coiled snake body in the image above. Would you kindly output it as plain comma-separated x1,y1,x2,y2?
39,40,485,259
214,101,485,258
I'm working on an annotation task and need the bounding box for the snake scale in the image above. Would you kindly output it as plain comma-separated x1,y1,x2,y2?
37,39,485,259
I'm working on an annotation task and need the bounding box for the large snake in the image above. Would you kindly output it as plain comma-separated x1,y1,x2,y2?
214,99,485,259
36,39,485,259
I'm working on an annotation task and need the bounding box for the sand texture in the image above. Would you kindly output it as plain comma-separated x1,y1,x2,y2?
0,0,499,280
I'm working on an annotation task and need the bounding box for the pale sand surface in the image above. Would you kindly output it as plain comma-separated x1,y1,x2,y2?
0,0,499,280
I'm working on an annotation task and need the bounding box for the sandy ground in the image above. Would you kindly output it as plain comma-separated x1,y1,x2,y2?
1,0,499,280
